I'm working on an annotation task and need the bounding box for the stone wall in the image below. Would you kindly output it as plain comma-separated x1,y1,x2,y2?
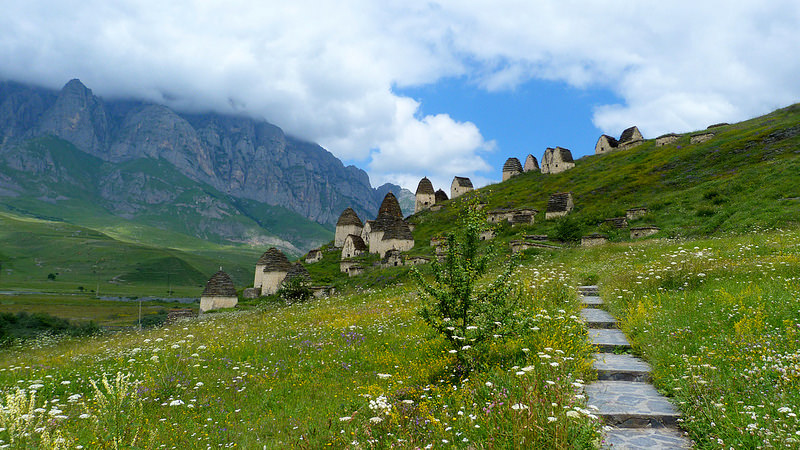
415,192,436,213
260,271,288,295
200,295,238,313
305,249,322,263
335,224,363,248
450,177,473,199
655,134,679,147
371,237,414,258
581,234,608,247
630,226,660,239
541,147,575,174
690,133,714,144
626,207,648,220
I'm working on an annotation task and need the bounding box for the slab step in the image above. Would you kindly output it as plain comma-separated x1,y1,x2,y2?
580,308,617,328
602,427,692,449
578,285,599,296
586,381,681,428
589,329,631,351
593,353,652,382
581,296,604,308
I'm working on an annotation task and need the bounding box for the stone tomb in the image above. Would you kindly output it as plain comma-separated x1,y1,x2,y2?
524,154,540,172
335,208,364,248
414,177,436,213
630,226,660,239
690,133,714,144
341,234,367,259
655,134,679,147
502,157,523,181
626,207,648,220
255,248,293,296
545,192,574,219
200,270,238,313
541,147,575,174
581,234,608,247
603,217,628,229
305,249,322,263
450,176,473,199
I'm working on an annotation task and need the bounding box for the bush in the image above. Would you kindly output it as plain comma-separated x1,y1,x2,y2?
553,216,583,242
412,204,518,374
277,276,313,304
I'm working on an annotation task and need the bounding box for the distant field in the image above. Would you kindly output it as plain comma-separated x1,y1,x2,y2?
0,294,195,327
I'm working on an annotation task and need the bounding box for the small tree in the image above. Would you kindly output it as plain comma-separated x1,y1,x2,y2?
277,275,313,304
412,205,518,373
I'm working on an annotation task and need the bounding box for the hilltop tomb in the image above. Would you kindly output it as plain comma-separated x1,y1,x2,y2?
450,176,473,199
281,262,311,287
655,134,680,147
487,208,537,225
541,147,575,174
630,226,660,239
595,126,644,154
368,192,415,257
381,249,404,267
415,177,436,213
545,192,574,219
524,154,540,172
335,208,364,248
626,207,648,220
502,157,523,181
305,249,322,263
435,189,449,203
341,234,367,259
255,247,293,295
690,133,714,144
603,217,628,229
200,270,238,313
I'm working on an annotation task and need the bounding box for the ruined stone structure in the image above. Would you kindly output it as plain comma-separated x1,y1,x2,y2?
200,270,238,313
310,285,335,298
603,217,628,229
281,262,311,287
487,208,537,226
690,133,714,144
655,134,679,147
430,236,448,261
435,189,449,203
595,126,644,154
630,226,660,239
524,154,539,172
242,288,259,299
340,259,363,277
368,193,415,257
626,207,648,220
255,247,293,296
545,192,574,219
165,308,196,325
414,177,436,213
502,157,523,181
405,256,430,266
479,229,496,241
381,249,404,267
360,220,374,246
341,234,367,259
509,240,560,253
450,176,473,199
305,249,322,263
581,234,608,247
707,123,729,129
525,234,549,241
335,208,364,248
540,147,575,174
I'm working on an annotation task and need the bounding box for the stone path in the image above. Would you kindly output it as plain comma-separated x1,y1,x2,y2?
578,285,693,449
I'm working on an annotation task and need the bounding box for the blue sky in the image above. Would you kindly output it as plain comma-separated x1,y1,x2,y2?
397,78,622,183
1,1,799,191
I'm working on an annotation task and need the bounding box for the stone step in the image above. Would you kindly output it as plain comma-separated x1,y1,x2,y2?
580,308,617,328
593,353,652,382
581,296,604,308
578,285,599,295
586,381,681,428
589,329,631,351
602,427,693,449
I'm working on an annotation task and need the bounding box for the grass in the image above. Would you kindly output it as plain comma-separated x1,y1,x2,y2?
569,228,800,448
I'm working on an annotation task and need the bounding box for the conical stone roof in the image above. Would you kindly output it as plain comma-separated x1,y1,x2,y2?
336,207,363,227
415,177,435,195
503,157,523,173
377,192,403,219
435,189,449,203
381,217,413,241
257,247,293,271
202,270,237,297
284,262,311,283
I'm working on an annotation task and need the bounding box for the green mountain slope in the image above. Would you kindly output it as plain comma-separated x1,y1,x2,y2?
410,103,800,248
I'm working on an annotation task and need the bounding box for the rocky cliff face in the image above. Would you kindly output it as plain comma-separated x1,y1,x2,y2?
0,79,407,226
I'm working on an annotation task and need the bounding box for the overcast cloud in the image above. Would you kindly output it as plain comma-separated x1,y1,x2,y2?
2,1,799,189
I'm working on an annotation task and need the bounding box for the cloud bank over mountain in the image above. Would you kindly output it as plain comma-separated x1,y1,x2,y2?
2,1,798,189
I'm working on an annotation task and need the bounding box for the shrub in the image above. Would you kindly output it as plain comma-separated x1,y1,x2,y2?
412,204,518,374
553,216,583,242
277,275,313,304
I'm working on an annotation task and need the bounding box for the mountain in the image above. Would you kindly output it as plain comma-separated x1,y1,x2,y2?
0,79,413,251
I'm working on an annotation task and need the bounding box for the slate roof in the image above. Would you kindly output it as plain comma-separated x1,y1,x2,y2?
452,176,473,188
336,207,363,227
380,217,414,241
546,192,573,213
599,134,619,147
502,157,523,173
619,126,642,143
554,147,574,162
415,177,435,195
284,262,311,282
257,247,293,271
202,270,237,297
377,192,404,219
344,234,367,251
435,189,449,202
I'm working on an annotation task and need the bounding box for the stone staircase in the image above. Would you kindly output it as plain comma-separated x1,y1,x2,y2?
578,285,693,449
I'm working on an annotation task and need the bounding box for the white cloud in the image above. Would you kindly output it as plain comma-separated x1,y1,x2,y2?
1,0,799,188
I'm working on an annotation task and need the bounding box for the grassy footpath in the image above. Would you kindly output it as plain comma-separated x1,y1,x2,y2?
572,229,800,448
0,257,598,449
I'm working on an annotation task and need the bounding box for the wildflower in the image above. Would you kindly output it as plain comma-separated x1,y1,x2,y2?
547,416,557,422
461,345,471,350
369,417,383,423
339,416,351,422
377,373,392,379
511,403,528,410
169,400,185,406
79,414,91,419
550,362,559,367
566,410,580,418
485,382,493,387
449,350,458,354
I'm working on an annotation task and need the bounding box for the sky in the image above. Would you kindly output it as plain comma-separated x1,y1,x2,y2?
2,1,799,192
